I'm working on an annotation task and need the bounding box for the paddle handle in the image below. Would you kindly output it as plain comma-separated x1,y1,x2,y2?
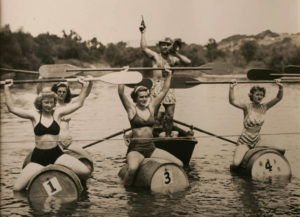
0,76,133,85
0,78,79,85
173,119,237,145
185,80,300,85
82,128,131,149
0,68,38,74
270,73,300,77
66,66,212,72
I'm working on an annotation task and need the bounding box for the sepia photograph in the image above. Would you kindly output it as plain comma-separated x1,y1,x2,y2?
0,0,299,216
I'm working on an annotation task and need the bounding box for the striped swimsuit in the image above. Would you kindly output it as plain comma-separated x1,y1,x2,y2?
237,103,267,148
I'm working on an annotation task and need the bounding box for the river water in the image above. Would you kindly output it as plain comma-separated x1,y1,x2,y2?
0,79,299,216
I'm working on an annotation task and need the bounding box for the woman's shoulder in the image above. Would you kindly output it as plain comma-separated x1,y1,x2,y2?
260,103,268,111
61,115,72,122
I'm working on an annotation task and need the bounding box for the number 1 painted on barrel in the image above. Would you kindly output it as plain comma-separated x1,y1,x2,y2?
42,177,62,196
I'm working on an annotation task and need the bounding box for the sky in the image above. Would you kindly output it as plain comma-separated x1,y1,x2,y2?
1,0,299,46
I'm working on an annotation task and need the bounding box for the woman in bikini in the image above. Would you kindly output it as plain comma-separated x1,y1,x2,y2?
4,78,92,191
50,81,92,152
118,67,183,186
229,79,283,168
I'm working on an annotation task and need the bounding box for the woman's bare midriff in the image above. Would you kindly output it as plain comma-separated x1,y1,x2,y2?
132,127,153,140
35,134,60,149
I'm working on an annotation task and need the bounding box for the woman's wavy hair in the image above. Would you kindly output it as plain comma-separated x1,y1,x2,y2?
130,86,150,103
248,86,266,101
51,82,72,103
34,91,58,111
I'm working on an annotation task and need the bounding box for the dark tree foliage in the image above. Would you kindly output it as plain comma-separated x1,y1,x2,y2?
240,40,258,63
255,39,300,71
205,38,225,62
1,25,299,74
182,44,206,66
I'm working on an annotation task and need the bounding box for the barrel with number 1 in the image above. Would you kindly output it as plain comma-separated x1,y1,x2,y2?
118,158,189,194
27,165,83,208
240,147,292,180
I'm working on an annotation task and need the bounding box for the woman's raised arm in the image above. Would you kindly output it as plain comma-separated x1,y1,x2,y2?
229,80,246,110
118,84,132,113
151,67,172,108
4,80,35,119
57,77,92,117
265,79,283,110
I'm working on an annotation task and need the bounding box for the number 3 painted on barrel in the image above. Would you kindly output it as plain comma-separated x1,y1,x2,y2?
164,168,172,184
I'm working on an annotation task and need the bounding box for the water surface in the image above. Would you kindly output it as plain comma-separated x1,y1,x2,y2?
1,81,299,216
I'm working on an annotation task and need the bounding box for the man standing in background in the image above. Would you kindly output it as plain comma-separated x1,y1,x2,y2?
139,18,191,137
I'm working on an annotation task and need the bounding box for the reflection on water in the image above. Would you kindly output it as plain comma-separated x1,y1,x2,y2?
0,82,299,216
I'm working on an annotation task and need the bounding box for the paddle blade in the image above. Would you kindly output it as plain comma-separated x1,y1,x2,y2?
126,78,153,89
247,69,281,80
170,76,201,88
39,64,79,78
99,71,143,84
284,65,300,74
126,76,200,89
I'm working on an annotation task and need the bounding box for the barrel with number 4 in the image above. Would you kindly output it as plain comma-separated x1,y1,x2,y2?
239,147,292,180
118,158,189,194
27,164,83,208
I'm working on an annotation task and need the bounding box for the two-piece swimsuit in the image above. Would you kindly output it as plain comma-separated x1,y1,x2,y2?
127,107,156,158
237,103,267,148
31,113,63,166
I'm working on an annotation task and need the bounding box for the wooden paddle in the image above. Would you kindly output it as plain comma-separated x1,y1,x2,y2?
247,69,300,80
173,119,237,145
171,76,300,88
65,66,212,72
0,65,80,78
126,78,153,89
0,71,143,85
284,65,300,74
39,64,81,78
39,64,212,79
126,76,203,89
82,128,131,149
0,65,81,78
0,68,39,75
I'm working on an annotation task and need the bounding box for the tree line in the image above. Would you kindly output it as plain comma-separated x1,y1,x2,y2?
1,25,299,73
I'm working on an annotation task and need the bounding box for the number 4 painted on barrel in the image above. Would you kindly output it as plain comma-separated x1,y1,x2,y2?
42,177,62,196
265,159,273,172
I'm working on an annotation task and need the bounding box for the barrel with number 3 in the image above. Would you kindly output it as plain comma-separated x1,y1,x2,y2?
27,164,83,208
118,158,189,194
240,147,292,180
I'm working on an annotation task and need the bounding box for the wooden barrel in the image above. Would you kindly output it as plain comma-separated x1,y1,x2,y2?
64,149,94,174
118,158,189,194
22,148,93,182
27,164,83,208
239,147,292,180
